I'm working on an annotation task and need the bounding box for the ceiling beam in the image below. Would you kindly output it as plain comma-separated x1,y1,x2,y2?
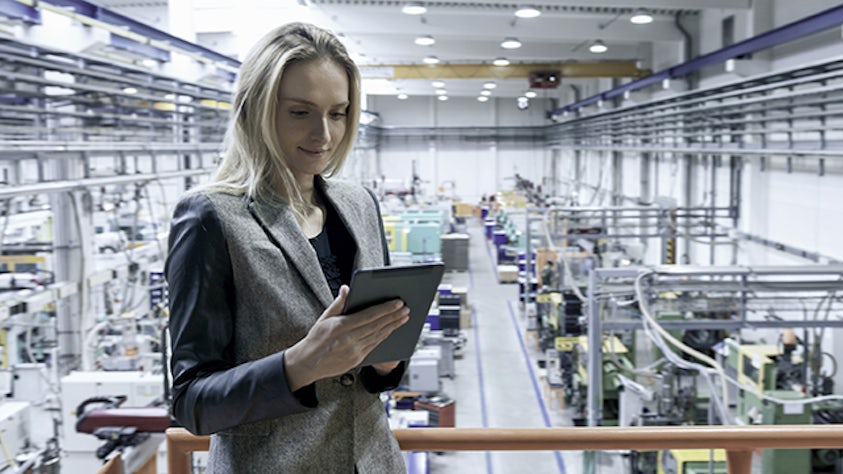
360,61,649,80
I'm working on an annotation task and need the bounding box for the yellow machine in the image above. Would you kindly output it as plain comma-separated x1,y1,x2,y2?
657,449,727,474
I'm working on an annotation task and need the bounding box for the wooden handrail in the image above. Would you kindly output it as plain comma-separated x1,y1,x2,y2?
166,425,843,474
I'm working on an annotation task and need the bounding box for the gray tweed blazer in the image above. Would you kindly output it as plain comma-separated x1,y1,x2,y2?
166,177,405,473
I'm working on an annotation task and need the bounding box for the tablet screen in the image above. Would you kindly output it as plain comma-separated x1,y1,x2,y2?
343,263,445,366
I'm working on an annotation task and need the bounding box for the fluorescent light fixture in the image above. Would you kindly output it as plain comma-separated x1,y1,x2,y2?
483,81,497,89
435,89,447,95
515,5,541,18
589,39,608,54
437,95,448,101
402,2,426,15
477,96,489,102
480,90,492,96
525,90,537,98
501,37,522,49
493,57,510,67
432,80,446,88
123,87,138,94
630,8,653,24
397,93,409,100
422,55,440,64
414,35,435,46
141,59,158,68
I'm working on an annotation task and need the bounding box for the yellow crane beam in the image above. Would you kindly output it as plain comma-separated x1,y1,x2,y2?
360,62,650,80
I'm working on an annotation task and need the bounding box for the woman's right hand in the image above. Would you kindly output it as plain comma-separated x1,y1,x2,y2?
284,285,409,391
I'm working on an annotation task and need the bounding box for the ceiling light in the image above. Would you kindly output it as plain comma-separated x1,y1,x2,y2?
414,35,435,46
402,2,426,15
501,37,522,49
630,8,653,24
397,93,409,100
477,96,489,102
480,90,492,96
141,59,158,68
435,89,447,95
483,81,497,89
515,5,541,19
525,91,537,98
589,39,608,54
123,87,138,94
437,95,448,101
493,57,510,67
422,55,440,64
432,80,446,88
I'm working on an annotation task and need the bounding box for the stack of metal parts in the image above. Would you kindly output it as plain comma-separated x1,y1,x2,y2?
437,294,462,337
440,233,469,271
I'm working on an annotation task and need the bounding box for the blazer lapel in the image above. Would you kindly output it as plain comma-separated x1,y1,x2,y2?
319,178,367,269
248,198,334,309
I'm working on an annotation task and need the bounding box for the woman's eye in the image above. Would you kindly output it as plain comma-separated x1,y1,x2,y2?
290,110,308,117
330,112,347,119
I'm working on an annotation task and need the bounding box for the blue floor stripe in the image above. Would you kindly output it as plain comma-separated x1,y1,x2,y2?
471,304,494,474
482,237,499,280
506,300,567,474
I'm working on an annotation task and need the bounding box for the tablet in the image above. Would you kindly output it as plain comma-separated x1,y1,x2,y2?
343,263,445,366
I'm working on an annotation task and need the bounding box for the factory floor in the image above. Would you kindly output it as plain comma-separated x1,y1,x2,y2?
426,218,591,474
425,218,762,474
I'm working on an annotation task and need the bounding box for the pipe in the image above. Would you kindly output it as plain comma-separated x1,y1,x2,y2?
18,0,240,69
553,3,843,115
674,12,695,90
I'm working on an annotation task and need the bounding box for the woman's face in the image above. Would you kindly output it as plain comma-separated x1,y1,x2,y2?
275,59,349,186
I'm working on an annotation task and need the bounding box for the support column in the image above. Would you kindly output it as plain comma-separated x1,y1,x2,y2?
50,156,92,374
683,154,697,264
550,147,561,197
573,150,583,204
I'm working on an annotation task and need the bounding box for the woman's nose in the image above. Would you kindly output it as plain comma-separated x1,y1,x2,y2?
310,116,330,143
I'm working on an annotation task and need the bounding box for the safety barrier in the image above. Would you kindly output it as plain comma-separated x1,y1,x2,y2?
166,424,843,474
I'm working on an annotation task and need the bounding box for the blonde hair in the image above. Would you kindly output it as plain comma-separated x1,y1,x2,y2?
204,22,361,220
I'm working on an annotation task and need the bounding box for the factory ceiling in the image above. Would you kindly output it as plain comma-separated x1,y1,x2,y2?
92,0,753,99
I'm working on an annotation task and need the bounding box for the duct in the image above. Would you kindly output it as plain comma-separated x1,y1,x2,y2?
109,34,170,63
362,61,649,80
553,3,843,115
0,0,40,24
16,0,240,69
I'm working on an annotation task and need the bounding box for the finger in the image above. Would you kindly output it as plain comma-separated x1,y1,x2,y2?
319,285,349,320
343,299,406,328
357,308,410,347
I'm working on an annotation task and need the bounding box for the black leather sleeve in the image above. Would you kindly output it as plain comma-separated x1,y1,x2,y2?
360,361,406,393
166,193,314,436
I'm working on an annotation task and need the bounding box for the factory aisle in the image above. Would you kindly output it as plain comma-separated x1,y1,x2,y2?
427,217,581,474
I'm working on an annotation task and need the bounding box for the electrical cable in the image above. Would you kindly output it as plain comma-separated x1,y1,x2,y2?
636,269,843,410
68,191,94,371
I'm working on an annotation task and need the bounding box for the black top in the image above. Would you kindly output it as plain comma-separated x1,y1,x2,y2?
309,189,356,297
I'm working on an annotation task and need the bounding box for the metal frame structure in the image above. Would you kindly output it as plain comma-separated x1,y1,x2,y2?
585,264,843,428
0,34,227,373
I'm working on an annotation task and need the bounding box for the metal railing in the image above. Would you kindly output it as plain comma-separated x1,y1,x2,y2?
165,424,843,474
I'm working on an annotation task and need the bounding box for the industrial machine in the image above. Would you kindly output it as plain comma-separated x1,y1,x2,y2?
558,335,632,426
657,449,727,474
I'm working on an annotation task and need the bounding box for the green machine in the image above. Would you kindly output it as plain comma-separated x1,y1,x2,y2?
739,389,811,474
728,342,811,474
566,335,633,426
657,449,727,474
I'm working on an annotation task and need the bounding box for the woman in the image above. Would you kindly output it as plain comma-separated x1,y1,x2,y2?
165,22,408,473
